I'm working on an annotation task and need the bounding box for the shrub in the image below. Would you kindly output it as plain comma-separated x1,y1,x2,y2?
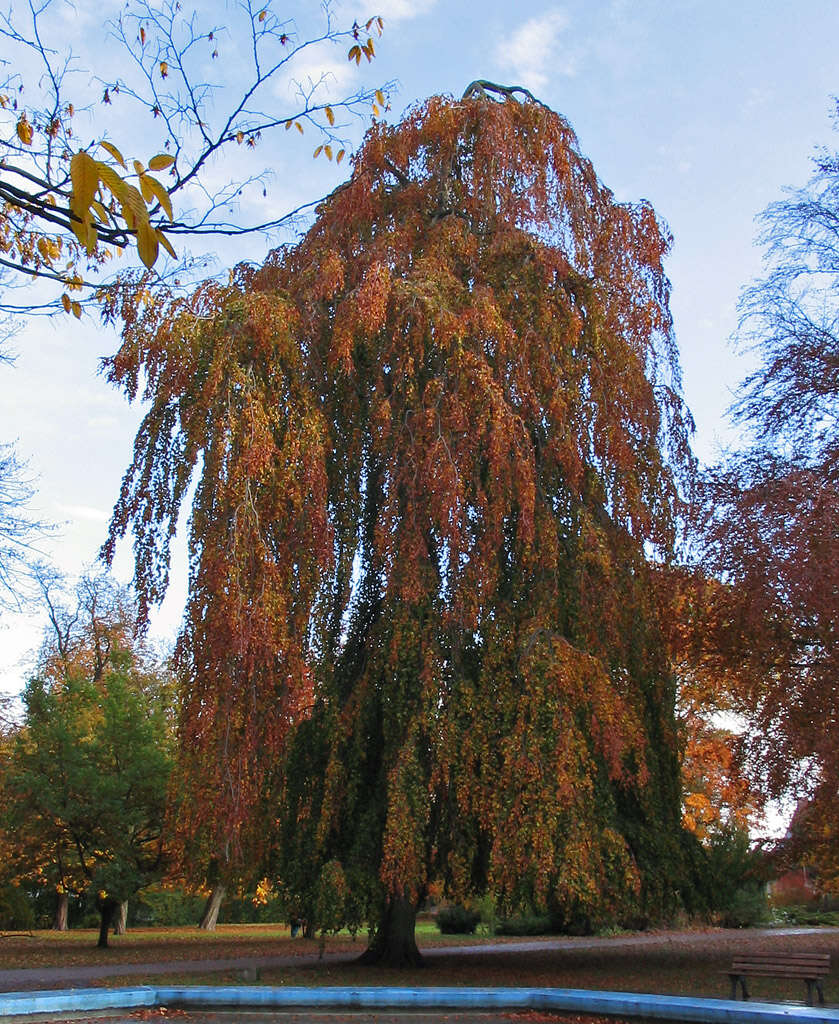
496,913,554,936
721,886,769,928
435,904,481,934
0,885,35,930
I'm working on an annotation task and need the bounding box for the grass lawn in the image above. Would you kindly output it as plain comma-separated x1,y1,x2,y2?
1,923,839,1005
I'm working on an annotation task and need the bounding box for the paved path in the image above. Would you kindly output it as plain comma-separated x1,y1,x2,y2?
2,927,838,993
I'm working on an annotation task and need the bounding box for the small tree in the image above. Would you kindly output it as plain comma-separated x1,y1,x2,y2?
1,574,174,946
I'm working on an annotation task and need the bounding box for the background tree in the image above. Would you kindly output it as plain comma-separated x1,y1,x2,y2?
0,573,175,944
695,97,839,891
105,83,700,964
0,441,53,614
653,565,763,842
0,0,386,315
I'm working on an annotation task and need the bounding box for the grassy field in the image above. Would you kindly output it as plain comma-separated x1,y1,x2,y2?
1,924,839,1004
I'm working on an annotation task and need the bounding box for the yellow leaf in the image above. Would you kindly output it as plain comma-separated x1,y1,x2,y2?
157,230,176,259
136,219,159,268
119,182,148,232
375,89,385,107
16,114,33,145
91,200,111,223
324,145,332,160
61,293,71,313
70,151,99,219
144,175,173,220
84,219,98,255
372,104,380,117
284,120,293,131
100,140,126,168
348,45,361,64
313,145,323,159
139,26,146,45
258,9,267,21
159,61,168,78
236,131,244,144
138,171,154,203
336,148,345,164
295,121,303,134
148,153,175,170
325,105,335,126
96,162,127,200
71,301,82,319
133,159,146,178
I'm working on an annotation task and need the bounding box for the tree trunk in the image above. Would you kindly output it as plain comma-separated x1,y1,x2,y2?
97,896,119,948
198,884,226,930
52,891,69,931
358,895,423,967
114,900,128,934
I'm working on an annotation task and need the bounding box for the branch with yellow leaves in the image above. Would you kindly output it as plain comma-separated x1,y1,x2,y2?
0,0,390,315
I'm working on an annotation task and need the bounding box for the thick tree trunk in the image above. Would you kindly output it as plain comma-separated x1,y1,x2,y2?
114,900,128,934
97,897,119,948
52,891,69,931
358,896,423,967
198,885,226,930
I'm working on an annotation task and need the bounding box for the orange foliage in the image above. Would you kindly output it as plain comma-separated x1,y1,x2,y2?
106,88,695,925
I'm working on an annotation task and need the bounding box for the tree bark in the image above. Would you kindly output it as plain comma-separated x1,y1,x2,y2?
52,891,69,931
97,896,119,948
358,895,423,967
198,884,226,930
114,900,128,934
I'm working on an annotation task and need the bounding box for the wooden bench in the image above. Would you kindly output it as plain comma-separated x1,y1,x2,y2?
728,953,830,1005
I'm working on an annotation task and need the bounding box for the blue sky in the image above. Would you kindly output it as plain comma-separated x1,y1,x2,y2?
2,0,838,699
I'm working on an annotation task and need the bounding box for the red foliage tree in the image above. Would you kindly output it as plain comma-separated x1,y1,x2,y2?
105,83,697,961
695,100,839,889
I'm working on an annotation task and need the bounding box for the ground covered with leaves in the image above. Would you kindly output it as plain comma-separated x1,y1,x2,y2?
2,924,839,1005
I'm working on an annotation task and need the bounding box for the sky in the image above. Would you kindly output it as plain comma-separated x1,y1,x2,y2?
1,0,838,703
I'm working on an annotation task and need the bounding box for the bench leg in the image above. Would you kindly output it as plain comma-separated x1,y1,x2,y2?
729,975,749,1000
804,979,825,1006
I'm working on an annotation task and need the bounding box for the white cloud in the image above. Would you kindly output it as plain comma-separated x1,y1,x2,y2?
495,10,576,92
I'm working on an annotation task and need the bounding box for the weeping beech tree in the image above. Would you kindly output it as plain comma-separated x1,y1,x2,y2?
104,83,698,965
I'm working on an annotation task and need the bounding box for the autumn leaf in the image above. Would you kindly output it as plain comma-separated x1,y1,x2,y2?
159,61,168,78
100,140,127,168
16,114,33,145
148,153,175,171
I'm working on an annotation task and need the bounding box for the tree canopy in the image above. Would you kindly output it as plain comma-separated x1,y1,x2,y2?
105,84,699,962
694,98,839,888
0,573,175,944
